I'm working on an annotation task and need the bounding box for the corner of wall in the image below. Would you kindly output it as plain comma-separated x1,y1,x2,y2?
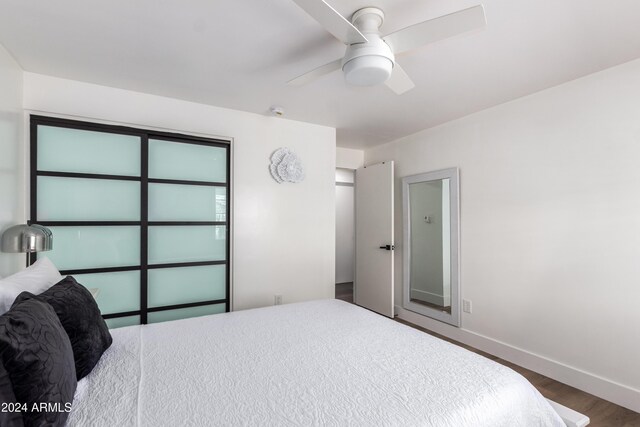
336,147,364,170
0,42,25,276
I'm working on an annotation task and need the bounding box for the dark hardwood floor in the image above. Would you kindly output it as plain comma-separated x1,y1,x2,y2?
410,298,452,314
335,283,640,427
335,282,354,303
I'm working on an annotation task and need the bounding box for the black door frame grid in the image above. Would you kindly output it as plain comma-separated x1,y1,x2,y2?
30,115,231,324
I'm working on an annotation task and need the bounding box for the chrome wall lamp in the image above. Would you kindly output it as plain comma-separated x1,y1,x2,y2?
1,222,53,266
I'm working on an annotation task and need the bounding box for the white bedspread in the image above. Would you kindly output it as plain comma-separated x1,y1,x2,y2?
68,299,564,426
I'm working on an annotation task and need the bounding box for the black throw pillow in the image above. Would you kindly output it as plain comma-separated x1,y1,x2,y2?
0,361,24,427
0,298,76,427
15,276,112,380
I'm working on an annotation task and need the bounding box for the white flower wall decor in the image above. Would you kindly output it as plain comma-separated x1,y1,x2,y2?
269,148,305,184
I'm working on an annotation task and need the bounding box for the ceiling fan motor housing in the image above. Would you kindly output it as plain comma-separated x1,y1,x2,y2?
342,7,395,86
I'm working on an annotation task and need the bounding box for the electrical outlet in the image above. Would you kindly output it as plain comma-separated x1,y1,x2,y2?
463,299,472,313
274,295,283,305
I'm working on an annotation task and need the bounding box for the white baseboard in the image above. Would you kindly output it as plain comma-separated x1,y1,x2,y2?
395,305,640,414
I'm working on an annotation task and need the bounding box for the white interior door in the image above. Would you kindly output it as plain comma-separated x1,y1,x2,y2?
355,161,394,317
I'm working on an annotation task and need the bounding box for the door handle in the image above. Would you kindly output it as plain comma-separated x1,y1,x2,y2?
379,245,395,250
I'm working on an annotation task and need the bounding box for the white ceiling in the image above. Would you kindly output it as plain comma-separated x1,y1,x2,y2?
1,0,639,148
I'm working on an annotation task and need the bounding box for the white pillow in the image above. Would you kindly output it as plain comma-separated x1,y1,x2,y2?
0,257,64,314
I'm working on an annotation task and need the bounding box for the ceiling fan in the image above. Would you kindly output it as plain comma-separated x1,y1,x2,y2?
287,0,486,94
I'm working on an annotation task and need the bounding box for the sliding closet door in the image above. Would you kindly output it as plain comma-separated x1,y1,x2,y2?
145,137,228,323
31,115,230,328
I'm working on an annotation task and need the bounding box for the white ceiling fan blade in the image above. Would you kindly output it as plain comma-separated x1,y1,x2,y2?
287,59,342,86
291,0,368,45
385,63,415,95
383,5,486,54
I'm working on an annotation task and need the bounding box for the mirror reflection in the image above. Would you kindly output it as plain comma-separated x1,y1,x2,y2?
403,168,459,326
408,179,451,314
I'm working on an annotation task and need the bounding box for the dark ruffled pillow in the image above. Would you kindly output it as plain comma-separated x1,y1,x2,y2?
0,361,24,427
0,298,76,427
16,276,112,380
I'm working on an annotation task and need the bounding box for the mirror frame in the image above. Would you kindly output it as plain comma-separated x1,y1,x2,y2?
402,167,460,327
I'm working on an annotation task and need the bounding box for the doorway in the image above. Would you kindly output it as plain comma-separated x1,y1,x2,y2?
335,168,355,304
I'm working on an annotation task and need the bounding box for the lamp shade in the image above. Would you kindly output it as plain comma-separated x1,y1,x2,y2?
1,224,53,253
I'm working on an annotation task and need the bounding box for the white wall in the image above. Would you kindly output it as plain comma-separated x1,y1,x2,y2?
335,169,354,284
334,150,360,285
365,58,640,411
336,147,364,169
23,72,336,310
0,44,24,277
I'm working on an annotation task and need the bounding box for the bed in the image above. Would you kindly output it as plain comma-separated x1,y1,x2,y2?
68,299,564,426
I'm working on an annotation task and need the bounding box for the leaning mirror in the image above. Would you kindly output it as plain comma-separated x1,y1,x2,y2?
402,168,460,326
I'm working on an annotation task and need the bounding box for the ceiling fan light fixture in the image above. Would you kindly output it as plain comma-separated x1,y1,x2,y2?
343,55,393,86
341,32,394,87
288,1,486,94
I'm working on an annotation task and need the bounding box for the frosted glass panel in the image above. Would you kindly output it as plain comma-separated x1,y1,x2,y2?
47,226,140,270
148,265,225,308
148,184,226,222
148,304,225,324
38,125,140,176
148,226,225,264
73,271,140,315
38,176,140,221
149,139,226,182
105,316,140,329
